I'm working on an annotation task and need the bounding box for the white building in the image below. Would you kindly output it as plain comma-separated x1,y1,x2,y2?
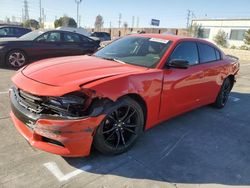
191,19,250,47
43,22,55,29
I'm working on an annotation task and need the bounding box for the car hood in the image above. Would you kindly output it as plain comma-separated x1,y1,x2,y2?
22,55,146,87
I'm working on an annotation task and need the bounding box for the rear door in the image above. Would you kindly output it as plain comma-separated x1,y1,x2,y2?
196,42,224,102
61,32,84,55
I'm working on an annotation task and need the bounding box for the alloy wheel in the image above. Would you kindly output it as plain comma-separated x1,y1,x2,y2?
102,105,139,149
8,52,26,68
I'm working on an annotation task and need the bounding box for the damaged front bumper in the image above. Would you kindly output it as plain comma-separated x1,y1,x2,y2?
10,87,105,157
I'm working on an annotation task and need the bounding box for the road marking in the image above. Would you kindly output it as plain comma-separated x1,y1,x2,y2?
0,91,8,95
43,162,92,182
229,96,240,102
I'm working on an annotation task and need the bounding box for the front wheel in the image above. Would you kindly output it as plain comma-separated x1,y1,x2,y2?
213,78,232,108
6,50,28,68
93,97,144,155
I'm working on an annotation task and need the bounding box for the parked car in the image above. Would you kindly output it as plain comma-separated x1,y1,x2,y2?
0,29,100,68
0,25,31,38
91,32,111,41
10,34,239,157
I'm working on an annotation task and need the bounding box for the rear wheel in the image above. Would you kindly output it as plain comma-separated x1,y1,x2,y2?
6,50,28,68
93,97,144,155
213,78,232,108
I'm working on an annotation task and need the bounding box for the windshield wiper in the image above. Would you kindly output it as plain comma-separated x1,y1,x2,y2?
97,56,126,64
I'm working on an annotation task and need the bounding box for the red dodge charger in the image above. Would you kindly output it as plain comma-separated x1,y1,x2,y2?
10,34,239,157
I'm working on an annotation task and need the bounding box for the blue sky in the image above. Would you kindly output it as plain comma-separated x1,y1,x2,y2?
0,0,250,28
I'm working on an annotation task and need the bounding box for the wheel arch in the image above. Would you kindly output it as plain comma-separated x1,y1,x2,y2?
117,93,147,130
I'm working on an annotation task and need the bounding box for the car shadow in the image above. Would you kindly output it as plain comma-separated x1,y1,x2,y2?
63,91,250,185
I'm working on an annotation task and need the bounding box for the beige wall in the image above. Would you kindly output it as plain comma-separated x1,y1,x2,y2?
221,48,250,61
87,28,188,38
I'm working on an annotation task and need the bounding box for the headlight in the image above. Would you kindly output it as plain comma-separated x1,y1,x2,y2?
44,92,88,117
49,94,85,107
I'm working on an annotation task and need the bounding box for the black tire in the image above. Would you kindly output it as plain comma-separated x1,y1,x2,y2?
213,78,232,109
93,96,144,155
5,50,28,68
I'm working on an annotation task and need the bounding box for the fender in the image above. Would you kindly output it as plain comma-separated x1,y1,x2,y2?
82,69,164,129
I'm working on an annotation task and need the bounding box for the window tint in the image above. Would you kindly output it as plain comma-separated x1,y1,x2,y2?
198,43,217,63
47,32,61,42
63,32,81,42
0,28,7,35
169,42,199,65
0,27,14,35
36,32,61,42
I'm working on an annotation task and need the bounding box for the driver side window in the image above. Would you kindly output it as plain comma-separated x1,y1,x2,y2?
168,42,199,65
36,32,61,42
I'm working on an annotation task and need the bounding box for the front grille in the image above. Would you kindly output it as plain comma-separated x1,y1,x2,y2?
17,89,44,114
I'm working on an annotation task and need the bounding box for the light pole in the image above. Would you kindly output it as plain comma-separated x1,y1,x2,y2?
75,0,82,27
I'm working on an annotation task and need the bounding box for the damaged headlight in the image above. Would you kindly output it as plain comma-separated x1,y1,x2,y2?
44,92,89,117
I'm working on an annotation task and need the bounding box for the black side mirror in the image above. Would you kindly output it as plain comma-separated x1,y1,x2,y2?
167,59,189,69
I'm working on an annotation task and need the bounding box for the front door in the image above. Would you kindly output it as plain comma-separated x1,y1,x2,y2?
159,41,205,120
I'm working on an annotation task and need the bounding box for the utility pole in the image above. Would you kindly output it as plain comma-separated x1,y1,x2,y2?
118,13,122,28
186,9,191,28
75,0,82,27
131,16,135,28
41,8,45,28
136,16,139,28
79,15,81,27
39,0,42,25
23,0,29,22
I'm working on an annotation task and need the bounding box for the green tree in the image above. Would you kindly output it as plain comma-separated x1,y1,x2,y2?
213,30,228,47
189,23,203,38
244,29,250,45
23,19,39,29
54,16,77,28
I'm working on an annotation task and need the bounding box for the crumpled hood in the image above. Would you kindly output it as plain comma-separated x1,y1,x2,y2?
22,55,145,87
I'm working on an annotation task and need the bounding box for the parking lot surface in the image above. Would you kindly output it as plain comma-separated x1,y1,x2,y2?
0,61,250,188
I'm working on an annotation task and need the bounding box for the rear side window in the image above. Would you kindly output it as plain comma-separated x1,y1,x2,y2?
63,32,81,42
168,42,199,65
198,43,218,63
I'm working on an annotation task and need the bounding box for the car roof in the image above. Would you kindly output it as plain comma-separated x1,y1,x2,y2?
130,33,205,42
129,33,218,47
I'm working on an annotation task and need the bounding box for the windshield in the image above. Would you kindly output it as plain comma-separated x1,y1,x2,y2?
19,30,44,40
94,36,172,68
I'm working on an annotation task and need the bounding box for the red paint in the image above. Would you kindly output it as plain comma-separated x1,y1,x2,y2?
10,34,239,157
